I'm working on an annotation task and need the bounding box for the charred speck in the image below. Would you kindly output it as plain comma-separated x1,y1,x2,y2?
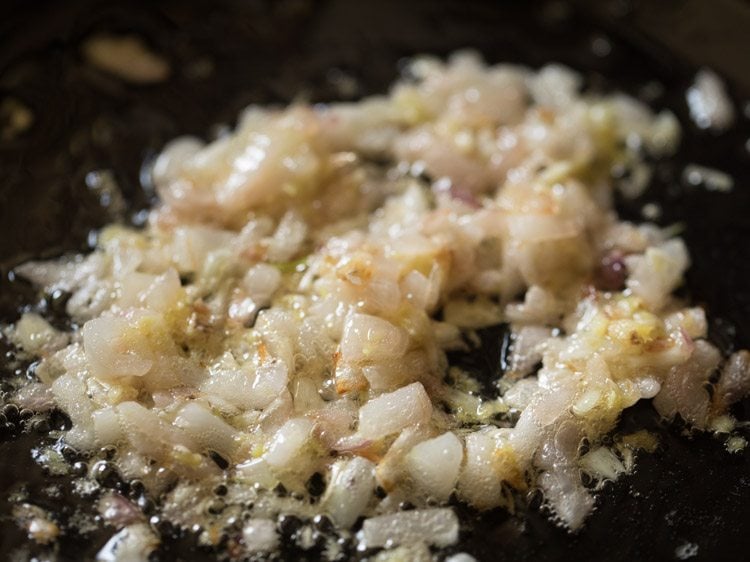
213,484,228,496
374,485,387,499
273,483,288,497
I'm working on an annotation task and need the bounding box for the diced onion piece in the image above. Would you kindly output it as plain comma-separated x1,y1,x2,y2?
403,432,463,500
358,508,459,549
11,312,69,355
98,492,142,527
579,447,625,480
264,418,313,469
357,382,432,439
82,316,153,379
235,458,277,489
173,402,239,459
442,298,503,329
626,239,689,310
118,269,182,313
152,137,204,186
686,69,735,131
171,225,233,273
340,312,408,363
96,523,159,562
50,373,94,426
322,456,376,527
242,519,279,553
714,350,750,411
653,340,720,428
93,407,124,446
457,432,505,509
242,263,282,306
83,34,170,84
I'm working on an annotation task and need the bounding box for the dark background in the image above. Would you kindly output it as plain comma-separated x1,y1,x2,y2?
0,1,749,560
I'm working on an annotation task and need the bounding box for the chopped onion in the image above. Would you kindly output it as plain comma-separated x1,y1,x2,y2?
236,458,277,489
653,340,720,427
403,432,463,500
173,402,239,459
579,447,625,481
714,350,750,411
340,312,408,363
357,508,459,549
457,431,505,510
98,492,142,528
11,312,69,355
357,383,432,440
263,418,313,469
242,519,279,553
82,316,153,379
322,456,376,527
95,523,159,562
686,69,735,131
83,34,170,84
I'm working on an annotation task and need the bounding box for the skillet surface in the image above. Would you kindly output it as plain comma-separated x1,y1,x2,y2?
0,1,749,560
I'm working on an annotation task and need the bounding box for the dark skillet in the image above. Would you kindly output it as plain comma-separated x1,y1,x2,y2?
1,1,749,560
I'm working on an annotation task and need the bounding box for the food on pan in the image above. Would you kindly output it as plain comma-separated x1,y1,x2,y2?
5,52,749,558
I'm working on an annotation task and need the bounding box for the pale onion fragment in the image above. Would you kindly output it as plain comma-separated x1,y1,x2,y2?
340,312,409,363
403,432,463,501
579,447,626,481
242,519,279,553
83,34,170,84
93,407,125,446
686,69,735,131
321,456,376,527
11,312,69,355
98,493,143,528
173,402,240,459
357,383,432,440
263,418,314,469
653,341,721,428
626,239,689,310
82,316,153,379
714,350,750,411
457,432,506,509
235,458,277,489
95,523,159,562
358,508,459,549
